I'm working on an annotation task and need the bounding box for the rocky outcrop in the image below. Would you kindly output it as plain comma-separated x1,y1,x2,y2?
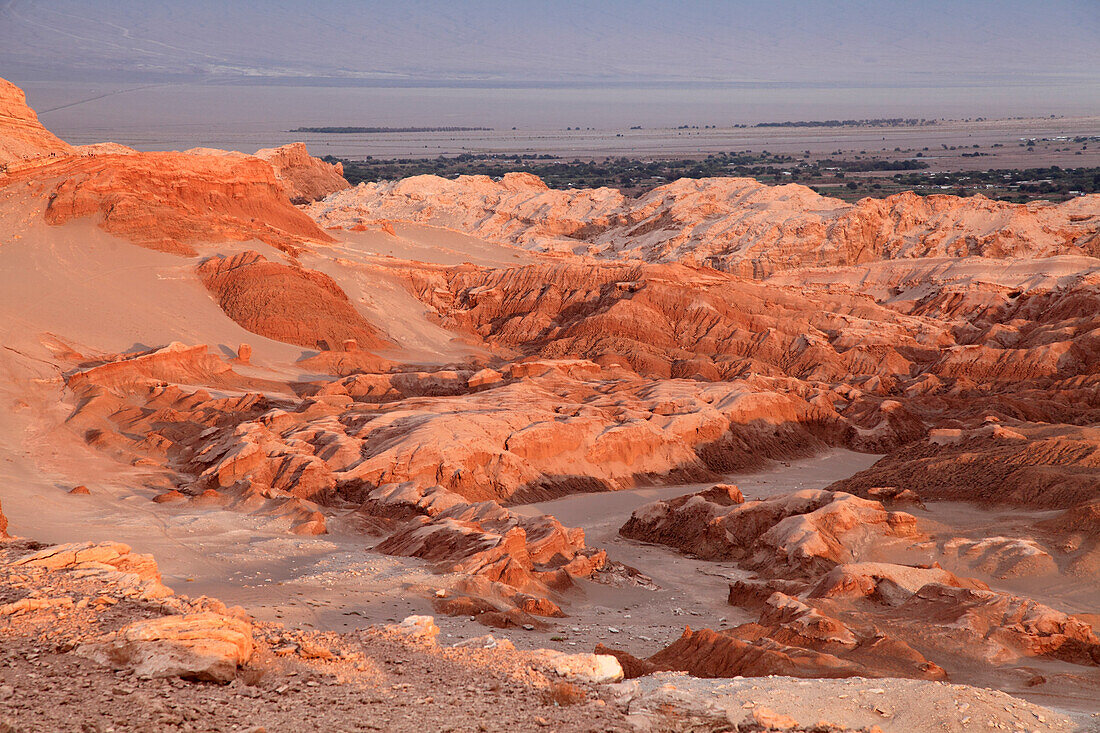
0,499,7,538
611,575,1099,684
0,81,342,251
66,342,242,392
12,541,171,599
832,424,1100,513
399,259,944,386
0,76,72,166
942,536,1058,578
19,150,335,256
377,499,606,598
607,623,919,680
254,143,349,204
308,174,1100,275
78,613,253,682
889,583,1100,666
531,649,624,684
197,250,390,351
830,423,1100,581
620,488,922,578
806,562,986,601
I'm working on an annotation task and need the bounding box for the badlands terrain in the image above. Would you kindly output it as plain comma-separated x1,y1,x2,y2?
1,74,1099,731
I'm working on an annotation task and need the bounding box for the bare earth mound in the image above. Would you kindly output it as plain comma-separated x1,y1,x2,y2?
197,250,390,351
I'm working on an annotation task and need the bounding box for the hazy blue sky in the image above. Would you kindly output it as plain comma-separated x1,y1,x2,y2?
2,0,1098,88
5,0,1098,137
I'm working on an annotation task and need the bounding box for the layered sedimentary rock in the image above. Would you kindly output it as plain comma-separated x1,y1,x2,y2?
31,151,335,256
0,76,72,166
831,422,1100,577
831,424,1100,512
61,342,847,514
254,142,349,204
400,260,945,383
395,258,1100,432
79,613,254,683
308,174,1100,275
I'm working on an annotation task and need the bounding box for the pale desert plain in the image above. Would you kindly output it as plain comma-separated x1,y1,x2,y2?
1,56,1099,733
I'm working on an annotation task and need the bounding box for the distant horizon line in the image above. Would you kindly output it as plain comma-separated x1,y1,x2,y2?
11,73,1099,92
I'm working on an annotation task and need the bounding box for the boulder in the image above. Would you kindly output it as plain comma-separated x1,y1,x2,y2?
78,613,253,682
385,615,440,641
533,650,624,683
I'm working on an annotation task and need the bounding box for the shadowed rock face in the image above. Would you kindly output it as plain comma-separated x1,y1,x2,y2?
197,250,390,351
0,499,8,538
831,425,1100,512
308,173,1100,274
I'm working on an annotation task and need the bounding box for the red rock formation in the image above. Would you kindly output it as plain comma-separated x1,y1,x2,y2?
66,342,244,393
0,499,8,538
328,371,842,504
253,143,349,204
0,83,339,252
0,76,72,166
625,626,872,680
79,613,253,683
24,151,335,256
829,424,1099,517
196,251,390,351
308,174,1100,274
620,488,921,578
890,583,1100,666
13,541,168,596
403,260,939,383
375,499,606,599
806,562,986,601
610,571,1098,682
